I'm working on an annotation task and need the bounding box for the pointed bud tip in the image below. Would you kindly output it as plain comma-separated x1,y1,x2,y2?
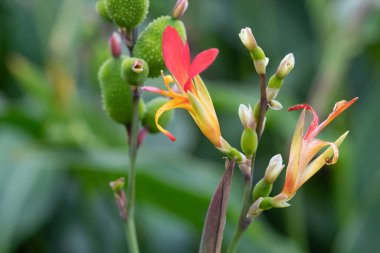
109,32,122,58
276,53,295,79
239,27,257,52
172,0,189,19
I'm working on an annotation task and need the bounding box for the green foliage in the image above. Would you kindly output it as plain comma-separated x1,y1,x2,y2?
95,0,112,22
134,16,186,77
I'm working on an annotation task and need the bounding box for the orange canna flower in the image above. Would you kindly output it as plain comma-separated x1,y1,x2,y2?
279,97,358,200
142,26,222,147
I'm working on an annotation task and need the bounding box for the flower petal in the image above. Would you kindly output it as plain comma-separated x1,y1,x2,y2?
282,109,305,197
288,103,319,141
155,98,189,142
296,131,349,189
308,97,358,140
162,26,188,86
188,48,219,80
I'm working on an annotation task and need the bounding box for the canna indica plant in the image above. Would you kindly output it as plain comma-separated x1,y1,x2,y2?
95,1,358,253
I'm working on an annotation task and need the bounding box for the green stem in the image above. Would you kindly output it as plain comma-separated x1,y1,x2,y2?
125,87,141,253
227,172,252,253
227,73,268,253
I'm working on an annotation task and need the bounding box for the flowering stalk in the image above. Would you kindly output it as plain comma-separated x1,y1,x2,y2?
124,29,140,253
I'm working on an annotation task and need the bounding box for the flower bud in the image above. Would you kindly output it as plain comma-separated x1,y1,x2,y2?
121,57,149,86
106,0,149,29
98,57,133,124
172,0,188,19
266,87,279,101
239,27,257,52
238,104,255,129
260,194,290,209
143,97,174,133
240,128,258,156
252,179,272,201
134,16,186,77
276,53,295,79
109,177,127,220
109,32,122,58
264,154,284,183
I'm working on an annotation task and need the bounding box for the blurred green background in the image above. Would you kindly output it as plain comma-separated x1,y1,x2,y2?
1,0,380,252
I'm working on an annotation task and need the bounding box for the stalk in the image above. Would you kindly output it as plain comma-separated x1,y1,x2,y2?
227,73,268,253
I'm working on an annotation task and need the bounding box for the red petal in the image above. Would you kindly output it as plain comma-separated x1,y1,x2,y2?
189,48,219,78
162,26,188,86
308,97,358,140
288,104,319,141
182,42,191,75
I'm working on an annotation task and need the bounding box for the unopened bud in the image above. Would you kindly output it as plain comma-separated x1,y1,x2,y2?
239,27,257,52
109,32,122,58
109,178,127,220
268,100,283,110
276,53,295,79
264,154,284,183
241,128,258,156
172,0,188,19
238,104,255,129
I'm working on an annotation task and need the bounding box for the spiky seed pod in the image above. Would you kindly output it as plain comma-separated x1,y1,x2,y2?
143,97,174,133
134,16,186,77
98,57,133,124
105,0,149,29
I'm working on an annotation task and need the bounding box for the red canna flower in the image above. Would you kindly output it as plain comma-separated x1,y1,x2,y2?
275,97,358,203
143,26,222,147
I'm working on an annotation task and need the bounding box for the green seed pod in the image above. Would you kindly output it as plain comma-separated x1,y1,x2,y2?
96,0,112,22
143,97,174,133
138,98,146,121
240,128,258,156
121,57,149,86
252,179,273,202
134,16,186,77
98,57,133,124
105,0,149,29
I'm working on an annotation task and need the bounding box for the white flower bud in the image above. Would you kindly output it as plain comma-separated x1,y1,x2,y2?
264,154,284,183
238,104,255,129
276,53,295,79
266,87,279,101
239,27,257,52
253,57,269,75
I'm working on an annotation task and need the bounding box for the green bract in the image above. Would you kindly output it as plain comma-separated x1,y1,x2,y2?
105,0,149,29
143,97,174,133
121,57,149,86
134,16,186,77
98,57,133,124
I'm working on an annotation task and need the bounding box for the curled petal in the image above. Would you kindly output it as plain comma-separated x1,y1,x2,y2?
155,98,189,141
142,86,169,96
288,103,319,141
296,131,349,190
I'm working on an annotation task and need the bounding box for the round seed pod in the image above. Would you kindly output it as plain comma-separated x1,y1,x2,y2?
138,98,146,121
105,0,149,29
143,97,174,133
134,16,186,77
95,0,112,22
98,57,133,124
121,57,149,86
